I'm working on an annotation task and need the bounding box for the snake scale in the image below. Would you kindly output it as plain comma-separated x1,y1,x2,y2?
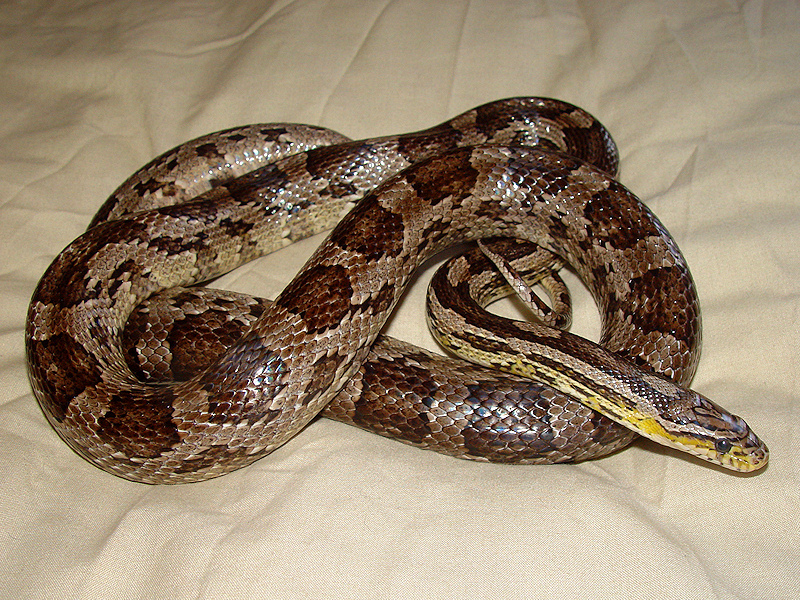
25,98,767,483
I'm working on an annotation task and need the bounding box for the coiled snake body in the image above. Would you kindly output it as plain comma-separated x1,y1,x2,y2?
25,98,767,483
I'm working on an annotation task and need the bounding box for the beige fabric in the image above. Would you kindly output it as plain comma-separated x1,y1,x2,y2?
2,1,798,598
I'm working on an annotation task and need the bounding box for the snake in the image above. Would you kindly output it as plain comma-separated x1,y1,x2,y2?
25,97,768,484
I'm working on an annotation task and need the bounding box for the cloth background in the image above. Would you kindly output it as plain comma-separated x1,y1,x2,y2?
1,1,798,598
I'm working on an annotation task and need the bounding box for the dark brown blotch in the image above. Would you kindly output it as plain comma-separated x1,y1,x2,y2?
395,129,458,164
194,142,225,160
97,389,182,459
258,126,288,140
226,162,293,202
219,216,255,238
132,176,168,198
625,266,700,349
403,148,479,206
27,333,104,422
582,186,660,250
277,264,355,332
353,357,438,444
333,201,405,260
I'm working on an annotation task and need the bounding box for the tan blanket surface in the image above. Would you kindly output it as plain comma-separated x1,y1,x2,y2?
2,1,797,598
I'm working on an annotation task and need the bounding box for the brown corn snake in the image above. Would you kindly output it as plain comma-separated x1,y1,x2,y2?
25,98,767,483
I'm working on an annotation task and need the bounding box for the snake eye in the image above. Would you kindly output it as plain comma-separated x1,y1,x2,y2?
714,439,732,454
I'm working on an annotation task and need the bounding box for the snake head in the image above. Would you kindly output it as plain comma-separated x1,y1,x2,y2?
652,389,769,472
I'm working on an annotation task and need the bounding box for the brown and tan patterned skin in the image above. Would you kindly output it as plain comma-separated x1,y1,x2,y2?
124,282,635,466
25,98,767,483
